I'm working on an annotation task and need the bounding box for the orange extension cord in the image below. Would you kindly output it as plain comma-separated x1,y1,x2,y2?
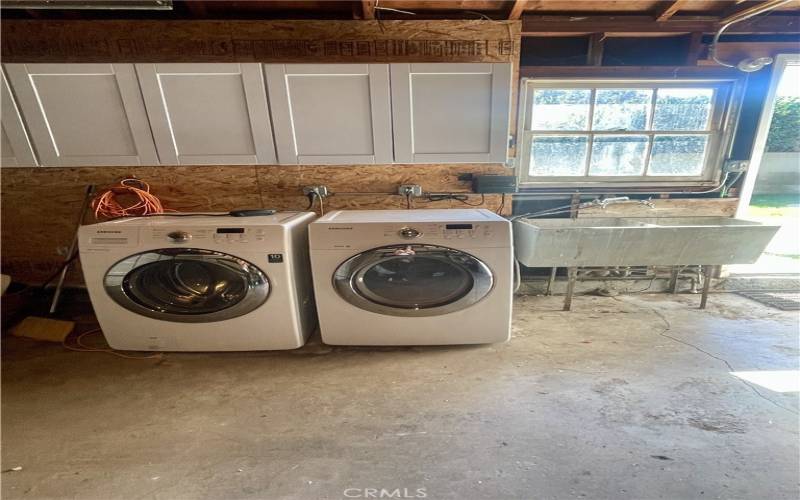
92,178,168,219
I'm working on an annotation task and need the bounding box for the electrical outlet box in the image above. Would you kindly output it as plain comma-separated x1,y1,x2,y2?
723,160,749,173
398,184,423,197
472,175,517,194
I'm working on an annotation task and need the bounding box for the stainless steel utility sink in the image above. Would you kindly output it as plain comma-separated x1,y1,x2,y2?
513,217,780,267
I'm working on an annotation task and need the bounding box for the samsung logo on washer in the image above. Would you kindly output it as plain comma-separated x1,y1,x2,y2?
328,226,354,230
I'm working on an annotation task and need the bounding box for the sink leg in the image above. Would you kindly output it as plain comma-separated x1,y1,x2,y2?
546,267,557,296
669,266,679,294
564,267,577,311
699,265,712,309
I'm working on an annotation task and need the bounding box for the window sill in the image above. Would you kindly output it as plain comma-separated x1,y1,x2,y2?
516,179,722,193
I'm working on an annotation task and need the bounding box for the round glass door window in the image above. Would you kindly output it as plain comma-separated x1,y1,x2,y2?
104,248,269,323
334,245,493,317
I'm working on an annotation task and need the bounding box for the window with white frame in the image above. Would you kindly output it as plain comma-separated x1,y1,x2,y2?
517,79,738,185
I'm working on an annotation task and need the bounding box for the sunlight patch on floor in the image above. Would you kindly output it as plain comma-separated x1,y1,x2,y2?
731,370,800,393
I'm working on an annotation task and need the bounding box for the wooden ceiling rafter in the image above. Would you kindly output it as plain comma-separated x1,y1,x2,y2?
507,0,528,20
361,0,376,19
587,32,605,65
654,0,690,22
685,31,705,65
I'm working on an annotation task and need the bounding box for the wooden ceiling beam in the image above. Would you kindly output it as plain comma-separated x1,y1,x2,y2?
521,14,800,34
507,0,528,20
654,0,690,22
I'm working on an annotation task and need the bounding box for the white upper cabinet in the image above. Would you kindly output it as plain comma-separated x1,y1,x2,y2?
3,62,512,167
265,64,392,165
391,63,512,164
1,70,37,167
4,63,158,167
136,63,276,165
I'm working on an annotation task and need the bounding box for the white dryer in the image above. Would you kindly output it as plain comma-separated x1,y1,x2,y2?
309,209,513,346
78,212,316,351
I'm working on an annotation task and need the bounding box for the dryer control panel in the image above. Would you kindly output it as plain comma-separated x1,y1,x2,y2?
311,220,511,250
391,223,494,240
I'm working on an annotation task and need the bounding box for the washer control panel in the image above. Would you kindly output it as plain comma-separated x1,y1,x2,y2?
148,227,270,245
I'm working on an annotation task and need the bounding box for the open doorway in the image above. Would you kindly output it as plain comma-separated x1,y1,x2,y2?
732,54,800,276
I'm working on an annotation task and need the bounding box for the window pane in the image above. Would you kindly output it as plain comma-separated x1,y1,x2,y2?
592,89,652,131
529,135,588,176
531,89,591,130
653,88,714,131
589,135,648,175
648,135,709,176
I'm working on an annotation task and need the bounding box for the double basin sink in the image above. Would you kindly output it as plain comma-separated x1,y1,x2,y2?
513,217,780,267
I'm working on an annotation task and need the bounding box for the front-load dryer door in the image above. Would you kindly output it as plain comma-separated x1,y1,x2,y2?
334,244,493,317
104,248,269,323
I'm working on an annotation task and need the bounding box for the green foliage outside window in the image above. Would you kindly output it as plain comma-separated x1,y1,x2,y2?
766,97,800,153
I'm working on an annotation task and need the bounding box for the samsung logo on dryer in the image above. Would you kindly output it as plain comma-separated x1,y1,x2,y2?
327,226,354,230
96,230,123,234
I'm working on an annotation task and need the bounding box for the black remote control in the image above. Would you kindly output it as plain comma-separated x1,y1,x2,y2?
228,209,278,217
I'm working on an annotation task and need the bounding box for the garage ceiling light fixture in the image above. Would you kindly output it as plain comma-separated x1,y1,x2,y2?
710,0,793,72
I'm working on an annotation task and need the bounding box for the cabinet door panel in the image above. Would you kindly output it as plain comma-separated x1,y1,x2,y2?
136,63,276,165
391,63,512,163
4,63,157,166
265,64,392,165
1,70,37,167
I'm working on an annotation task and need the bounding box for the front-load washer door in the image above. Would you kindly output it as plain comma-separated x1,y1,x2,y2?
104,248,269,323
333,244,493,317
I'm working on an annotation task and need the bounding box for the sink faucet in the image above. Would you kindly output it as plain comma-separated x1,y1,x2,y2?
580,196,630,209
639,198,656,209
580,196,657,210
599,196,630,208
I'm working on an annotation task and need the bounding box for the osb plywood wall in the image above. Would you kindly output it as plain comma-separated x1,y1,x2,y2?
1,19,520,64
0,164,510,284
0,19,520,284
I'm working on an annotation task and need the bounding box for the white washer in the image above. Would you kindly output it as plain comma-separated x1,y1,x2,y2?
309,209,513,345
78,212,316,351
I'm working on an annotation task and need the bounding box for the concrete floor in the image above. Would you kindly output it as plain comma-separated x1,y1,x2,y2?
2,293,799,500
